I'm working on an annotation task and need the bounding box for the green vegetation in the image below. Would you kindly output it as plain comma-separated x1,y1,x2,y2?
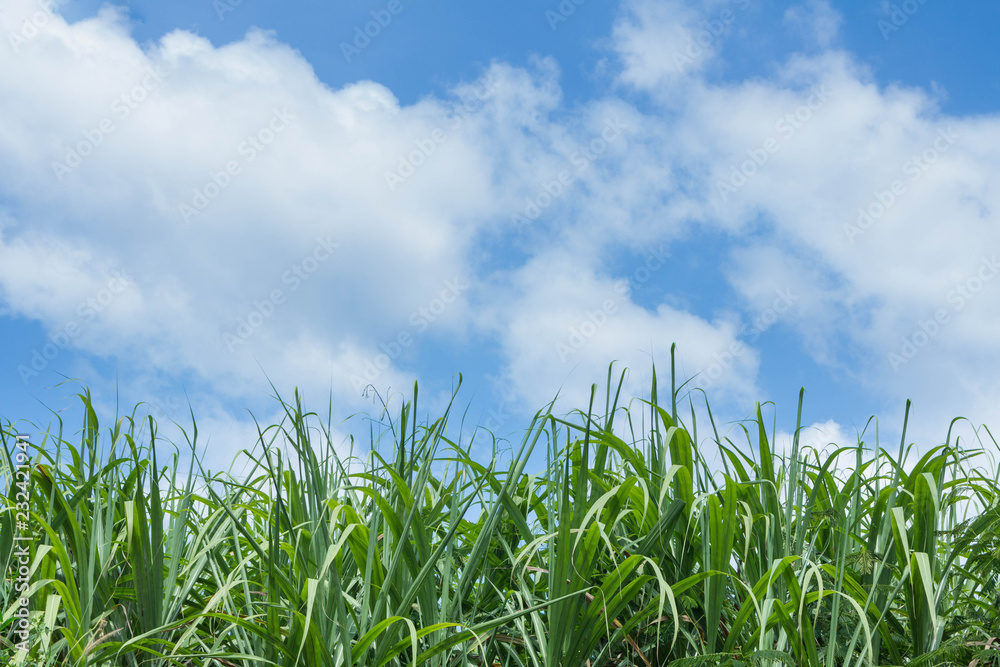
3,358,1000,666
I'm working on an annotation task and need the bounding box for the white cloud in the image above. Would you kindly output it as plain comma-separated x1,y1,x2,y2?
480,248,760,412
784,0,842,49
611,0,757,92
0,6,512,407
774,419,852,460
612,0,711,89
601,1,1000,438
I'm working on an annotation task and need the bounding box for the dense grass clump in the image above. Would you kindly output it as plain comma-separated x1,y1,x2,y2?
3,363,1000,666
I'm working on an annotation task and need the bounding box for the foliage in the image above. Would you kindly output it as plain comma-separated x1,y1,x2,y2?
3,352,1000,666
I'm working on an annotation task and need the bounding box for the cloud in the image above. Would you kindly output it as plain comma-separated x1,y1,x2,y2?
612,0,711,89
479,248,760,412
772,419,856,470
784,0,842,49
686,59,999,433
601,1,1000,438
0,6,514,406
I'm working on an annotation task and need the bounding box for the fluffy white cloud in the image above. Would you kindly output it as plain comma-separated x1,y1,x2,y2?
784,0,842,49
612,0,714,89
479,248,759,412
769,419,862,474
604,0,1000,440
0,5,510,404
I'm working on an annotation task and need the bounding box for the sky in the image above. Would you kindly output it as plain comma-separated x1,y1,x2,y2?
1,0,998,465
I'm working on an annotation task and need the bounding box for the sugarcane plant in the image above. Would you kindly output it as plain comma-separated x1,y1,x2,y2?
3,349,1000,666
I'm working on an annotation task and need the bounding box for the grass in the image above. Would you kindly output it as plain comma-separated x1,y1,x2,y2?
3,353,1000,666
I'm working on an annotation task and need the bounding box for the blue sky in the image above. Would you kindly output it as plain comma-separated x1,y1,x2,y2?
1,0,998,461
